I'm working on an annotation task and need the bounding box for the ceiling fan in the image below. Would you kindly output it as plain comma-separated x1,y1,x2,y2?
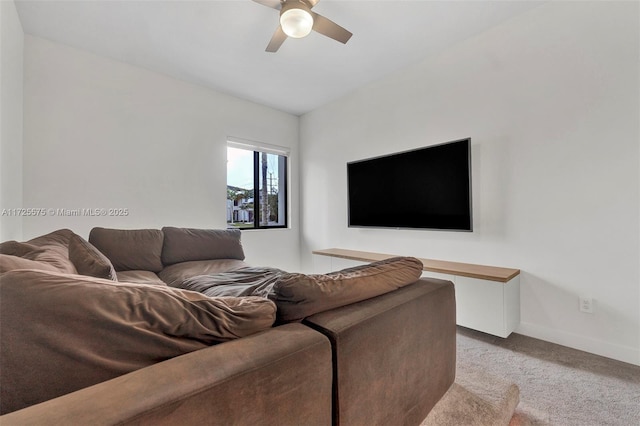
252,0,353,52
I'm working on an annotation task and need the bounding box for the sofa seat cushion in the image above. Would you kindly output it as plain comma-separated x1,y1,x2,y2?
159,259,250,287
0,269,276,414
272,257,424,322
68,233,117,281
88,227,164,272
161,227,245,265
116,270,166,286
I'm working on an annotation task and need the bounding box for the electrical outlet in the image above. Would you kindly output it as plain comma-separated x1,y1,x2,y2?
579,297,594,314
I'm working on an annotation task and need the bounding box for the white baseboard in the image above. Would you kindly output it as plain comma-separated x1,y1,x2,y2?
516,322,640,366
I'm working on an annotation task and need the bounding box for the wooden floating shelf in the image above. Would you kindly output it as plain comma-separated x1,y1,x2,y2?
312,248,520,283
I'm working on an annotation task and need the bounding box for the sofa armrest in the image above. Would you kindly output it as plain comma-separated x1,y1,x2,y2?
1,324,332,426
303,278,456,426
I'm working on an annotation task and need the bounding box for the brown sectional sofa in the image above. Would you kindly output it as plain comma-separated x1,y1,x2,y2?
0,227,456,425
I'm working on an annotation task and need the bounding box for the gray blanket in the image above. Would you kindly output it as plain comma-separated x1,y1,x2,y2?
179,267,285,298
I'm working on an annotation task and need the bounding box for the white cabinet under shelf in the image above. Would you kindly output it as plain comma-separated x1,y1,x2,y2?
424,272,521,338
313,248,521,338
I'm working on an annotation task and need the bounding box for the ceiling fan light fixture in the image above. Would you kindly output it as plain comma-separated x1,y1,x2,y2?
280,4,313,38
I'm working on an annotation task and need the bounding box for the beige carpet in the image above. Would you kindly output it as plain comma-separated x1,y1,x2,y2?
422,364,521,426
421,326,640,426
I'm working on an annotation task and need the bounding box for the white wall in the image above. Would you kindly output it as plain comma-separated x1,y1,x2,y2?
300,2,640,365
23,36,301,271
0,0,24,241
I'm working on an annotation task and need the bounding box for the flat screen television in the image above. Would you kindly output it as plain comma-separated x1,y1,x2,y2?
347,138,472,231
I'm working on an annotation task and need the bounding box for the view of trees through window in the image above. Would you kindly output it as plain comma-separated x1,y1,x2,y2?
226,145,287,229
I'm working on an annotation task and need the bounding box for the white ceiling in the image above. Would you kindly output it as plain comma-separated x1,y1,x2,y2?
15,0,543,116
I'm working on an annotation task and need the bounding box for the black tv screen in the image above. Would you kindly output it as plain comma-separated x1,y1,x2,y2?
347,138,472,231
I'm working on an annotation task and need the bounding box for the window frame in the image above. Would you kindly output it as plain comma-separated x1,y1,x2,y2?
226,138,289,230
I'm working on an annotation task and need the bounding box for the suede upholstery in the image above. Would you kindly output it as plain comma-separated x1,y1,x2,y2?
25,229,78,274
272,256,423,322
304,278,457,426
116,270,167,286
68,233,117,280
175,258,424,323
89,227,165,272
0,254,59,274
0,324,332,426
161,227,245,265
0,241,43,257
0,230,78,275
0,227,457,425
0,269,276,414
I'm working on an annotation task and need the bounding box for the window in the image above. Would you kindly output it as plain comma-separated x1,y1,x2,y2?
226,139,288,229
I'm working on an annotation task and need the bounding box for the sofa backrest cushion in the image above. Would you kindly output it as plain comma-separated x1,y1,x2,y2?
0,269,277,414
271,257,424,322
89,227,164,272
68,234,118,281
161,227,245,266
24,229,77,274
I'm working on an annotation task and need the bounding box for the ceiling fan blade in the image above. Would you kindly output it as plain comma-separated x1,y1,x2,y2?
252,0,282,10
310,12,352,44
266,25,288,52
306,0,320,7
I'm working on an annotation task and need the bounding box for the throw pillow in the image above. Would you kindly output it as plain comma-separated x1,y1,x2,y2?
271,256,423,322
68,233,117,281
